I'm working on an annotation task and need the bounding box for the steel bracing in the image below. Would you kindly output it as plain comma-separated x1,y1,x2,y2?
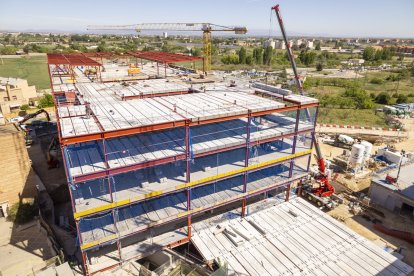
47,52,319,275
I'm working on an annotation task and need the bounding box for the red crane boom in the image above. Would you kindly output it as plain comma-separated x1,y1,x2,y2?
271,4,334,197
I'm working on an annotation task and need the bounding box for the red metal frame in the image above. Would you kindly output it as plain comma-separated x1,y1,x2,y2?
128,51,203,64
48,53,102,66
121,90,190,100
79,173,307,254
46,51,321,274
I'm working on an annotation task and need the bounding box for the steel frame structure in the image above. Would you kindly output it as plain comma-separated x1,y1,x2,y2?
127,51,205,76
47,52,319,275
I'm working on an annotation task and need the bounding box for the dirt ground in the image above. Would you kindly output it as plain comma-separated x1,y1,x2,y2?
328,203,414,269
318,118,414,270
393,118,414,152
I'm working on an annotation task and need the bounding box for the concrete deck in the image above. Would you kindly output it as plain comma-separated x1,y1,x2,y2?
78,162,308,246
191,197,413,276
72,139,311,214
66,116,313,178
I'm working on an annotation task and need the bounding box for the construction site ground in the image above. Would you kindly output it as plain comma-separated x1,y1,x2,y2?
0,218,57,276
316,117,414,269
328,203,414,269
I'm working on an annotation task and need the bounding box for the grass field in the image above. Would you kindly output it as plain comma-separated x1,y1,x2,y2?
0,56,50,89
308,71,414,127
317,108,388,127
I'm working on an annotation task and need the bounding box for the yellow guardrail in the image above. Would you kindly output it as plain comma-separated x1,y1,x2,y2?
74,150,311,220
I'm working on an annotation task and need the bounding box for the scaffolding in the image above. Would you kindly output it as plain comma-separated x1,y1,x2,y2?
47,52,319,275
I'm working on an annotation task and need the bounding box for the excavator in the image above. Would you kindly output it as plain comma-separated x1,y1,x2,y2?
271,4,335,204
18,108,50,124
17,109,59,169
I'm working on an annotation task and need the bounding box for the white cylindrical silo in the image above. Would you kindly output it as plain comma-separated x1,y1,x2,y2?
349,144,365,167
360,141,373,161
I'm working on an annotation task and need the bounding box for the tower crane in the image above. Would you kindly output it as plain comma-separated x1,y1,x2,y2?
271,4,334,199
87,23,247,71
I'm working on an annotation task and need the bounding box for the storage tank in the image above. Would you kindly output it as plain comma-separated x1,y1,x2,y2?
360,141,373,161
349,144,365,167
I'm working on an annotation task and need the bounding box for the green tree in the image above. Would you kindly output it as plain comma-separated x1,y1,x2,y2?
238,47,247,64
263,46,273,65
221,54,239,65
97,41,107,52
316,63,323,71
343,87,373,109
253,48,263,65
363,46,375,61
370,78,384,84
38,94,54,108
0,46,17,55
299,50,316,66
396,94,408,104
315,42,321,51
191,47,202,57
246,55,253,65
375,92,391,104
20,104,30,111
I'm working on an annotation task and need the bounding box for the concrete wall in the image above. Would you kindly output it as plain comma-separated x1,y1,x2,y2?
0,125,35,209
369,182,402,211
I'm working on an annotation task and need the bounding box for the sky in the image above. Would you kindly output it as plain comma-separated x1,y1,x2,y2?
1,0,413,38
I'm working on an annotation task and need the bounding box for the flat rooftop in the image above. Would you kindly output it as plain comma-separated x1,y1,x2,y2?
58,87,286,139
373,163,414,199
191,197,413,275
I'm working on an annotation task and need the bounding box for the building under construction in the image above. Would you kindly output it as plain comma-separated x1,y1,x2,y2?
47,52,412,275
47,51,317,274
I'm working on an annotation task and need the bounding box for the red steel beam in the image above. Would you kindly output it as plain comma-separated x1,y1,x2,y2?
60,119,188,145
128,51,203,64
70,127,313,184
81,174,307,253
73,154,186,184
121,90,190,100
75,152,311,221
47,53,102,66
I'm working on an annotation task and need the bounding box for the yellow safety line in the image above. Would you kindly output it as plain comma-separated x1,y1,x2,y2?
74,150,311,220
79,152,311,250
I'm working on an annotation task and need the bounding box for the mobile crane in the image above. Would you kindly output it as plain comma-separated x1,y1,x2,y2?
271,4,335,206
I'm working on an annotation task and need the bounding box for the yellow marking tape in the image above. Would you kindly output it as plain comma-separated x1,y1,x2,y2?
80,234,117,250
74,150,312,220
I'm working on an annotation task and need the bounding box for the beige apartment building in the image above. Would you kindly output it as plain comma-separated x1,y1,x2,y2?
0,77,37,114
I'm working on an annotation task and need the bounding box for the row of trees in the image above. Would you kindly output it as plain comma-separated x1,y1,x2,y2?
221,46,275,66
363,46,394,61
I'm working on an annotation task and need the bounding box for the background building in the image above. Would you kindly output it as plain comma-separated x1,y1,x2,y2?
369,163,414,218
0,77,37,114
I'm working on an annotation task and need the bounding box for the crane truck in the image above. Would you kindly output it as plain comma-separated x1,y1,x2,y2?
272,4,335,208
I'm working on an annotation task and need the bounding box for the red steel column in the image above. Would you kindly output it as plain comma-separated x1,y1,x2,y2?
82,251,89,275
187,189,192,238
242,112,252,217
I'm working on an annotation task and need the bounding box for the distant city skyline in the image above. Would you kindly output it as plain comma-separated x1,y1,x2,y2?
1,0,414,38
